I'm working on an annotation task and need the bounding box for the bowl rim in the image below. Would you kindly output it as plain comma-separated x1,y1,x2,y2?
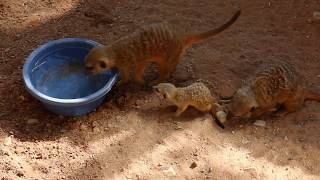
23,38,118,106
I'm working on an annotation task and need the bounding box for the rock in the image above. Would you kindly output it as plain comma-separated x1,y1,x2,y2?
92,121,99,127
163,167,177,177
93,127,100,133
80,124,88,131
3,136,12,146
174,122,183,130
60,128,67,133
253,120,266,127
27,118,39,125
19,95,25,101
313,11,320,19
242,138,251,144
16,171,24,177
35,153,42,159
190,162,197,169
284,136,288,141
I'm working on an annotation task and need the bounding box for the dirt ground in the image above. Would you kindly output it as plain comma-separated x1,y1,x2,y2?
0,0,319,179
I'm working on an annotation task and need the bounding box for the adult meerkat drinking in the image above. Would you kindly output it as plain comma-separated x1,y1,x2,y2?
85,10,241,85
153,82,227,128
222,61,320,123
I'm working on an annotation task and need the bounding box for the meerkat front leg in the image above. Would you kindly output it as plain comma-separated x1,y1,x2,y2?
134,63,146,85
175,104,188,117
154,62,170,85
117,67,130,86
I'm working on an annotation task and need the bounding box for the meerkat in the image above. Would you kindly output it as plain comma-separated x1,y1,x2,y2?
224,61,320,121
85,10,241,85
153,82,227,128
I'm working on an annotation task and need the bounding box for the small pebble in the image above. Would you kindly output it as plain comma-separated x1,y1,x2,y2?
242,138,251,144
92,121,99,127
19,95,25,101
190,162,197,169
60,128,67,133
307,18,313,24
16,171,24,177
284,136,288,141
163,167,177,177
27,118,39,125
253,120,266,127
93,127,100,133
3,136,12,146
313,11,320,19
80,124,88,131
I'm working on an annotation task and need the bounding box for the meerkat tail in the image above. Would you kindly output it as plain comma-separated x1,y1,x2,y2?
183,10,241,46
304,89,320,102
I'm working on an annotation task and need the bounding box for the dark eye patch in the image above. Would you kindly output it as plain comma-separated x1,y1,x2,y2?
99,61,107,69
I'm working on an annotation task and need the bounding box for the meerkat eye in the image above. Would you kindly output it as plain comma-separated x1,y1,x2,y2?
250,106,257,112
99,61,107,69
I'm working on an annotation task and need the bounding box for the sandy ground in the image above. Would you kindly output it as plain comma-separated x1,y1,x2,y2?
0,0,320,179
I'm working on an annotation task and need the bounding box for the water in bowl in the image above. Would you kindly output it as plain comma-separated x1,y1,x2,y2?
31,51,109,99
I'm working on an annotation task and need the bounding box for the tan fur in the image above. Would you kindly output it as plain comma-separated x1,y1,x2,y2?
85,10,241,85
227,61,320,119
153,82,223,117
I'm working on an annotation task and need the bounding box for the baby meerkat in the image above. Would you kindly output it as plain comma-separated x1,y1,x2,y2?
85,10,241,85
153,82,227,128
225,61,320,121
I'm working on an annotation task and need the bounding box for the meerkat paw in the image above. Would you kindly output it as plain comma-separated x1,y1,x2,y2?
135,79,145,86
116,79,129,86
275,111,290,117
174,111,182,117
174,106,188,117
149,80,161,87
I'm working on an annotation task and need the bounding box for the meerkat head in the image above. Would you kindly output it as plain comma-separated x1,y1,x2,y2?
153,83,177,101
227,85,259,118
84,46,115,74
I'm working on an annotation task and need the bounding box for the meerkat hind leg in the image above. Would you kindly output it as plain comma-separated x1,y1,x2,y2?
175,104,189,117
279,96,304,117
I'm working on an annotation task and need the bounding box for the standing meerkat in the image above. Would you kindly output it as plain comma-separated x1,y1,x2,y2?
85,10,241,85
224,61,320,121
153,82,227,128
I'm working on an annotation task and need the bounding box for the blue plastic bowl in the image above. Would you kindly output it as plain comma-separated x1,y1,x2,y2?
23,38,118,116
